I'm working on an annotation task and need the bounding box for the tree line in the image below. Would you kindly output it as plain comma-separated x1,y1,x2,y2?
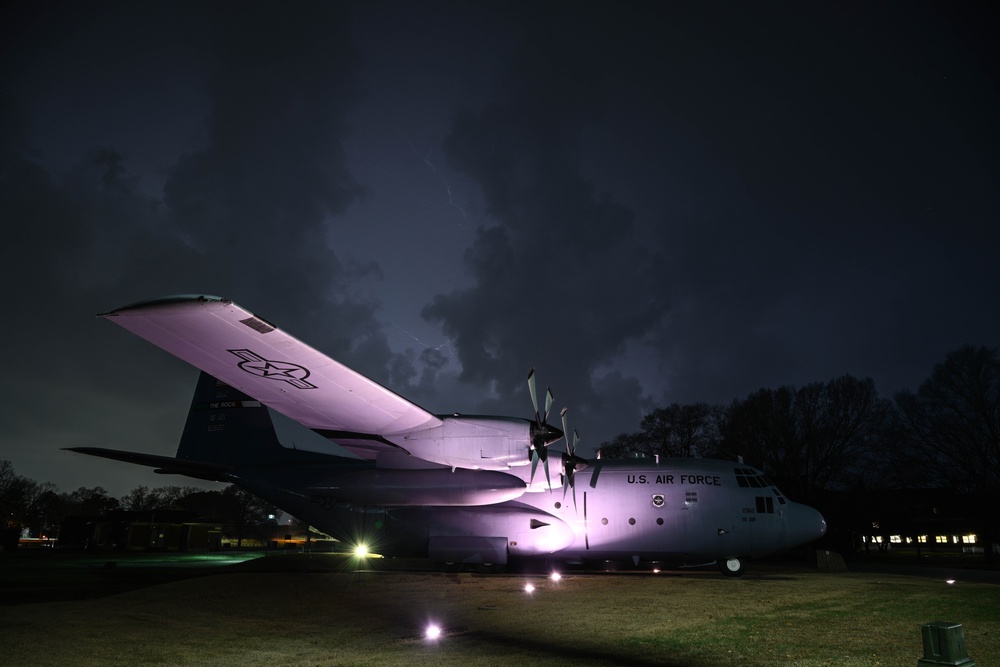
598,346,998,495
597,345,999,556
0,467,276,548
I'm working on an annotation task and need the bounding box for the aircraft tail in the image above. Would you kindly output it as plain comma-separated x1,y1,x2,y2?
177,371,285,466
68,372,314,478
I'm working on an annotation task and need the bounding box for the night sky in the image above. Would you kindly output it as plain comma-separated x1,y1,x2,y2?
2,1,997,497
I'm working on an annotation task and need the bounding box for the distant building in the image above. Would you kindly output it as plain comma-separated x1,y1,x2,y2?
819,487,995,558
58,510,223,552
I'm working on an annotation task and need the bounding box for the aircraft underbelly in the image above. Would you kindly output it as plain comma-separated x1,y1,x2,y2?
392,504,574,557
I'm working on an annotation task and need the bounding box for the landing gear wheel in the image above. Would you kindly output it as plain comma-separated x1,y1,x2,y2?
718,557,745,577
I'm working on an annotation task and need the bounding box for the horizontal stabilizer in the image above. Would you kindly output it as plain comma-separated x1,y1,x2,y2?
66,447,231,482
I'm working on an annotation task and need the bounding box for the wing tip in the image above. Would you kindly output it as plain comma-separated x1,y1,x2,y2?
98,294,230,318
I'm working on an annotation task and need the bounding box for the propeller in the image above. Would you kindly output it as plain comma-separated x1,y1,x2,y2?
527,369,563,489
559,407,589,510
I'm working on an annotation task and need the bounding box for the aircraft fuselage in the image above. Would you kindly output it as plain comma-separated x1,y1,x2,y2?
229,454,825,569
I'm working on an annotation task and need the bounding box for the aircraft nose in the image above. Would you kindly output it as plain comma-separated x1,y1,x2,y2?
785,502,827,547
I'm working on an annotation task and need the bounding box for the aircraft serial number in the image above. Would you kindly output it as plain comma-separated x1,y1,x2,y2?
627,474,721,486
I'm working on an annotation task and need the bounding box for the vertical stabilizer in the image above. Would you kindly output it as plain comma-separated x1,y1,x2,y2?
177,372,283,466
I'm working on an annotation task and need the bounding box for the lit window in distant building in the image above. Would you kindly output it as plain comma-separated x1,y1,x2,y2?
890,535,902,543
917,535,928,543
962,534,977,544
935,535,948,544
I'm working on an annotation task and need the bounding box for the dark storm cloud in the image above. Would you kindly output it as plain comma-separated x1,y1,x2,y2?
425,8,666,433
1,0,996,494
161,4,382,355
0,3,391,491
634,3,1000,402
423,2,999,442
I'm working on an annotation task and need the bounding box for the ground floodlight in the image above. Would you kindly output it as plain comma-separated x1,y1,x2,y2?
425,623,442,640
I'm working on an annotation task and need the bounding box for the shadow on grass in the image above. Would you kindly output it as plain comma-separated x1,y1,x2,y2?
453,628,710,667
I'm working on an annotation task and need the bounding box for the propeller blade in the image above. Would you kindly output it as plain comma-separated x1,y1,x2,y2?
529,449,540,487
529,442,554,490
570,466,578,510
589,459,603,488
557,408,584,510
527,369,539,422
560,407,570,454
560,464,581,509
525,370,571,493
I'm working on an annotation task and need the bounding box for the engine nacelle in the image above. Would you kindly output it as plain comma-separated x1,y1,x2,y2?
397,415,534,470
311,467,526,506
518,454,567,492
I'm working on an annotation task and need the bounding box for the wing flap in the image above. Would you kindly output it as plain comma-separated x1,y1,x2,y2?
100,295,442,437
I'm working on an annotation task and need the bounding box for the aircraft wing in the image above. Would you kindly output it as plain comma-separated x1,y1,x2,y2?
100,296,443,453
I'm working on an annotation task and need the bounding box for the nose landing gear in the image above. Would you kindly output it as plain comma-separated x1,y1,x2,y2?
718,557,745,577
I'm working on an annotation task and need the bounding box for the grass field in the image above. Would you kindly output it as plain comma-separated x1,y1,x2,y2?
1,554,997,666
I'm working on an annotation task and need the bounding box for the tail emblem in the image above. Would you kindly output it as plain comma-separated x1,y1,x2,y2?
229,349,317,389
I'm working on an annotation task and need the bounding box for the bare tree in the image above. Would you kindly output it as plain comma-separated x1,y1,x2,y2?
0,461,64,546
597,431,648,459
222,486,277,547
60,486,119,516
640,402,719,458
598,403,721,459
894,345,1000,560
119,485,159,512
718,376,890,500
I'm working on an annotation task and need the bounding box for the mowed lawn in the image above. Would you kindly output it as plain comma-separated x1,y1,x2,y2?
2,561,997,667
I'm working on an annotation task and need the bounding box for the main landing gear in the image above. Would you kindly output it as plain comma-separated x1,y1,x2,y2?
717,557,745,577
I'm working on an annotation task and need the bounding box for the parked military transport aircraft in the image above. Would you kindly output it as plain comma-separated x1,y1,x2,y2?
70,295,826,575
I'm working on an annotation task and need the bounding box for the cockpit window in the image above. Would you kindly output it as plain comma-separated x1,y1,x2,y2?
735,468,788,504
734,467,768,488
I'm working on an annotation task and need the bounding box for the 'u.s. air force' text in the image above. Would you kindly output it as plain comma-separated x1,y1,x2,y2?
627,474,721,486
